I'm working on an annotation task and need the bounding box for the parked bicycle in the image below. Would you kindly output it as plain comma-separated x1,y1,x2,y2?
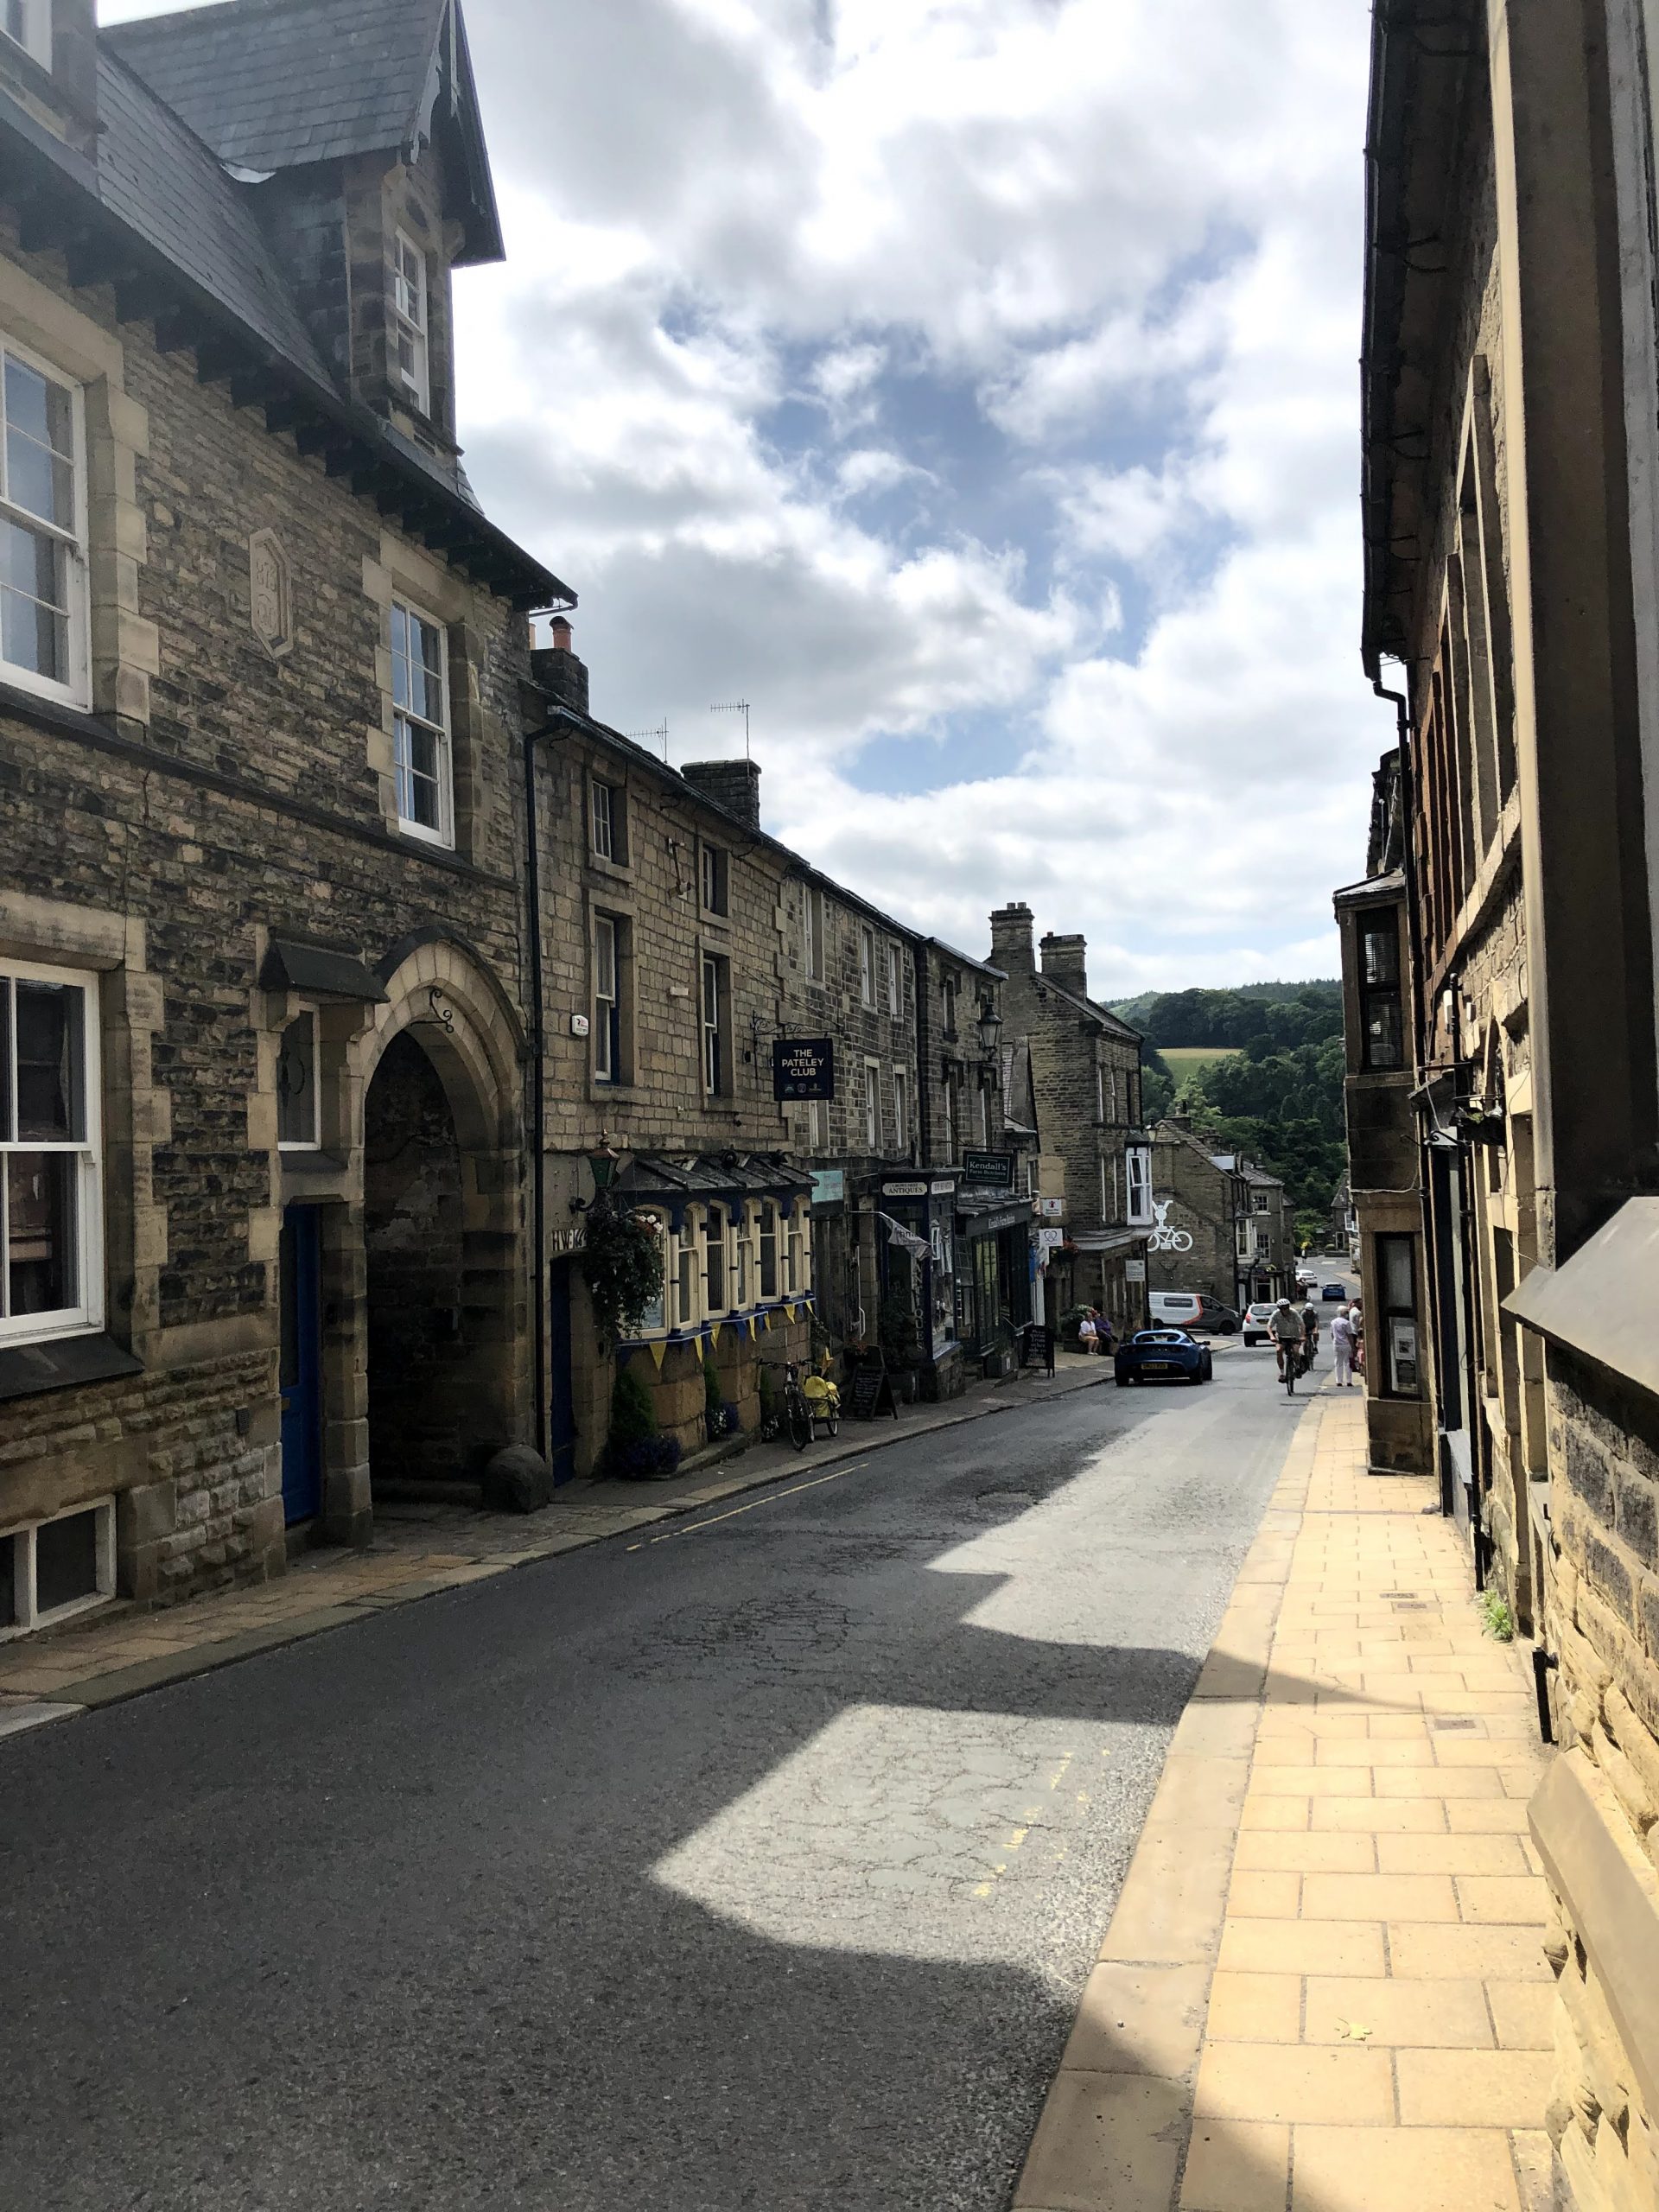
780,1360,841,1449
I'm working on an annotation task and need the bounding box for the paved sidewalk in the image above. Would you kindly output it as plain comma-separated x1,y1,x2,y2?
1016,1388,1554,2212
0,1345,1117,1735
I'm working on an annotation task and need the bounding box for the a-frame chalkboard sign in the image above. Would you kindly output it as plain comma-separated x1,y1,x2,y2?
850,1349,899,1421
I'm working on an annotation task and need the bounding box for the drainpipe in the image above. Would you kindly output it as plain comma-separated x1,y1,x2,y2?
521,696,604,1465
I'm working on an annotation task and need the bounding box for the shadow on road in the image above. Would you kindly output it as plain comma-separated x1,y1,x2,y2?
0,1391,1347,2212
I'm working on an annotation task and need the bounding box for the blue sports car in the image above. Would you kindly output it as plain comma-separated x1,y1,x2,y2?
1115,1328,1214,1385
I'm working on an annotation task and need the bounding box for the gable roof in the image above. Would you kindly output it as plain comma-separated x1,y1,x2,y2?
1037,973,1141,1046
105,0,503,262
97,48,331,385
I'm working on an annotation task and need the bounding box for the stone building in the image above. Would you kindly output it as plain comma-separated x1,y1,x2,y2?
1144,1119,1289,1317
1335,747,1433,1475
523,670,817,1472
911,937,1027,1386
1359,5,1659,2202
987,904,1150,1332
0,0,563,1630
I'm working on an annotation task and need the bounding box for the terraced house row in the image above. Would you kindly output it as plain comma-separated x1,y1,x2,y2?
0,0,1153,1639
1342,5,1659,2208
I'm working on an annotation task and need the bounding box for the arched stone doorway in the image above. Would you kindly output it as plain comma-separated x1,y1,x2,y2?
313,943,530,1544
364,1030,474,1487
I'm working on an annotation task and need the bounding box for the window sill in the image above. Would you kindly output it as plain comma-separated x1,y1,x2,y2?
588,853,633,883
0,1331,143,1403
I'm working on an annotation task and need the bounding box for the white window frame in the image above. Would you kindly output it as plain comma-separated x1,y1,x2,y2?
701,841,728,916
804,885,827,983
703,1205,728,1316
863,1058,880,1150
389,228,430,415
702,952,724,1095
886,940,901,1015
892,1068,909,1154
1126,1145,1152,1226
2,1,50,72
976,1080,989,1147
276,1007,321,1152
0,331,89,709
594,914,620,1084
390,596,452,847
0,1495,116,1642
860,925,877,1009
676,1236,697,1328
942,1075,956,1160
0,957,104,1345
759,1201,779,1300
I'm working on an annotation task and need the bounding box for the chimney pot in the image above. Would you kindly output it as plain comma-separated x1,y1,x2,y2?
680,759,762,831
1039,931,1088,998
988,901,1036,972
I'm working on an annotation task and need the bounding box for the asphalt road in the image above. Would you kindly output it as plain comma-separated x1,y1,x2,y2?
3,1351,1300,2212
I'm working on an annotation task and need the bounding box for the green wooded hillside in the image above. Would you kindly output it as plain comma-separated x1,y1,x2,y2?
1121,983,1346,1240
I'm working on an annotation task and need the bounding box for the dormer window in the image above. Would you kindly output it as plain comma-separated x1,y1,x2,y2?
3,0,50,67
388,231,429,414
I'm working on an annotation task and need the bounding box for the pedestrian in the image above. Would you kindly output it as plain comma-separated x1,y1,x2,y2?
1077,1311,1096,1354
1331,1303,1357,1389
1042,1319,1056,1376
1096,1308,1116,1357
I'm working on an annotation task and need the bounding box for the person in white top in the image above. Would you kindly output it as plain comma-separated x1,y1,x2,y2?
1331,1303,1357,1389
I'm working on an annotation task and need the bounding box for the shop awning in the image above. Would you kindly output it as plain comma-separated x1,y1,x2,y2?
614,1153,814,1207
1503,1198,1659,1400
956,1193,1035,1237
1070,1228,1151,1255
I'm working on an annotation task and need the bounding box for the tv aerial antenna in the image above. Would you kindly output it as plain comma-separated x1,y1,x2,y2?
709,699,751,760
628,720,670,762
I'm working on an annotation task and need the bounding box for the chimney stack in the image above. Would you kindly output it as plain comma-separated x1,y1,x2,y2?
680,758,762,831
531,615,588,716
988,902,1035,972
1040,932,1088,999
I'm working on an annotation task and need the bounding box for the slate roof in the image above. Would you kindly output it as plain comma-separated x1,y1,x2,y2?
96,49,331,385
105,0,447,177
1038,974,1142,1046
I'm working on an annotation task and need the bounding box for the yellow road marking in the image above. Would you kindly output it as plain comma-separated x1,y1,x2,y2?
634,1465,866,1548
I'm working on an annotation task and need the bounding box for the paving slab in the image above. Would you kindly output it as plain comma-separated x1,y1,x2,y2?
1013,1390,1554,2212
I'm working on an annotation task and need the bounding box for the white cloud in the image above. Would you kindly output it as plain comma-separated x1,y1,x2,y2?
99,0,1389,986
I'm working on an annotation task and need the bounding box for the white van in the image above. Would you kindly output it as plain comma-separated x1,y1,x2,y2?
1147,1291,1236,1334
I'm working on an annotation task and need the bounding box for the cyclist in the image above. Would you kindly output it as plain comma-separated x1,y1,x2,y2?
1268,1299,1305,1387
1299,1298,1321,1370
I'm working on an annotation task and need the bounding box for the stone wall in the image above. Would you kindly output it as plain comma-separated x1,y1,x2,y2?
0,1348,282,1604
1536,1353,1659,2212
1146,1123,1236,1308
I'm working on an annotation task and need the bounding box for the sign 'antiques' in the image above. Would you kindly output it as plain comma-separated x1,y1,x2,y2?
961,1149,1015,1191
772,1038,835,1101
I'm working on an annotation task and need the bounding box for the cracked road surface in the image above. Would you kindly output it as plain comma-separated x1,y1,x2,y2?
2,1348,1297,2211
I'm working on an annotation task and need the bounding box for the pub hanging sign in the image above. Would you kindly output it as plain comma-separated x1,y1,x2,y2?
772,1037,835,1101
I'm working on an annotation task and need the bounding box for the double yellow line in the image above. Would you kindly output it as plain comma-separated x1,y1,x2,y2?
626,1462,868,1551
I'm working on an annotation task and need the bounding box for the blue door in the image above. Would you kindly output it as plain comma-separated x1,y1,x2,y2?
547,1260,576,1485
279,1205,323,1525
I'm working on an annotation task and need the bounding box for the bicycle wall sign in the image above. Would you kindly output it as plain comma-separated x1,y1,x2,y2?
1147,1198,1193,1254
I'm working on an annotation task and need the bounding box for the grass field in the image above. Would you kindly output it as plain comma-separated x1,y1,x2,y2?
1159,1045,1242,1079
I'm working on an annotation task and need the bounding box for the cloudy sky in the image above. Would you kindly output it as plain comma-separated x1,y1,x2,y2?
105,0,1385,993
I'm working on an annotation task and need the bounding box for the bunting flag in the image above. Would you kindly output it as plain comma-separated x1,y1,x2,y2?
646,1337,668,1371
709,1321,723,1349
784,1302,798,1323
877,1211,931,1262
